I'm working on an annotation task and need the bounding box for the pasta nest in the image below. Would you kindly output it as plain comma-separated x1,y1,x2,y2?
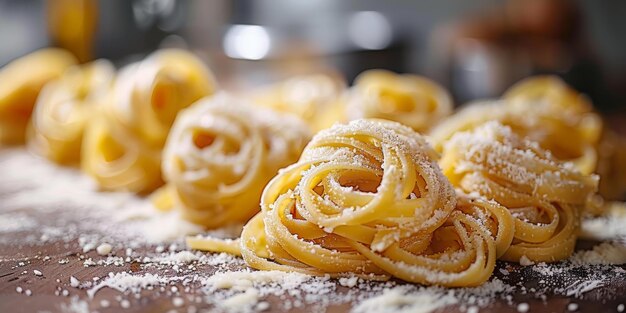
430,76,603,177
346,70,452,132
158,93,312,228
28,60,115,164
440,121,599,262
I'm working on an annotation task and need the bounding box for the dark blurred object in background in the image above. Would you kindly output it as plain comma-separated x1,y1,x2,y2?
0,0,624,111
432,0,624,111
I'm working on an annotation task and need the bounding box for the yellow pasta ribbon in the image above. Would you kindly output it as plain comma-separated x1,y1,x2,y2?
0,48,77,144
346,70,452,132
158,93,311,228
82,49,216,193
28,60,114,164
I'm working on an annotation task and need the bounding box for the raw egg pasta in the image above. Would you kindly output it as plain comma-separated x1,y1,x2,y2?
252,74,346,131
157,93,311,228
82,49,216,193
346,70,452,132
0,48,77,144
191,119,503,287
28,60,115,164
440,122,599,263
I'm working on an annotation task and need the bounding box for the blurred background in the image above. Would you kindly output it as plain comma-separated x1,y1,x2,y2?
1,0,625,111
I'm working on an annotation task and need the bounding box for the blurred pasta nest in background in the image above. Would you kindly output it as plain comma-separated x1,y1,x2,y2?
0,48,77,144
28,59,115,164
81,49,216,193
346,69,453,133
155,93,311,228
431,76,626,205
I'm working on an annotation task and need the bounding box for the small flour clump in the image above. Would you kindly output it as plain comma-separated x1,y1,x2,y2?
351,287,458,313
569,242,626,266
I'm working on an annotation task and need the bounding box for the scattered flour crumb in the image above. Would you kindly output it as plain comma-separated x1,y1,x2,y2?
218,288,260,313
70,276,80,288
120,299,130,309
172,297,184,307
339,276,359,288
519,256,534,266
351,288,458,313
96,243,113,255
569,242,626,265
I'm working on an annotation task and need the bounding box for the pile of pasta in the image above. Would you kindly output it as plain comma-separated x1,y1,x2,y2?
187,76,618,286
155,93,311,228
81,49,216,193
2,46,625,287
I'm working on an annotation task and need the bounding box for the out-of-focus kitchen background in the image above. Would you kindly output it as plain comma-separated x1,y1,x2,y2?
1,0,625,111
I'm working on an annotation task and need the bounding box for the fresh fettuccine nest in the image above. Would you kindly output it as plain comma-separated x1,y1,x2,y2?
440,121,599,263
155,93,312,228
